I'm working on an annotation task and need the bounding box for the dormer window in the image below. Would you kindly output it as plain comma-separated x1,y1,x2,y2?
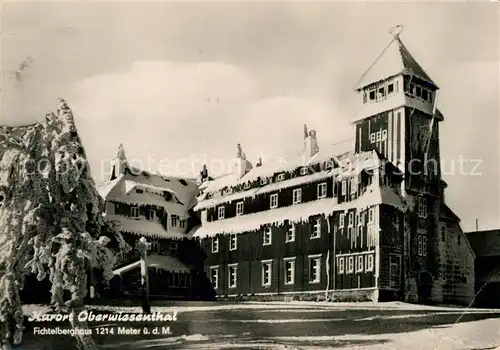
325,160,334,169
300,167,308,175
218,206,225,220
131,207,139,218
236,202,244,216
171,215,178,227
260,178,268,185
243,183,250,190
277,173,285,181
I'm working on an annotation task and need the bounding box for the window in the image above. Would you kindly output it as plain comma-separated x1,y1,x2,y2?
300,167,308,175
339,213,345,228
236,202,244,216
366,254,374,272
149,209,155,220
212,237,219,253
229,234,237,251
261,261,272,286
263,227,272,246
309,256,321,284
228,264,237,288
243,182,250,190
284,258,295,285
376,131,382,142
370,133,376,143
293,189,302,204
356,255,364,273
325,160,334,169
277,173,285,181
311,218,321,239
317,183,327,199
270,194,278,209
418,197,428,218
218,206,225,219
382,129,387,141
286,223,295,243
368,89,376,101
359,211,365,226
387,83,394,94
347,256,354,274
458,234,461,245
377,86,385,99
341,180,347,195
417,235,427,256
131,207,139,218
338,257,345,274
440,225,446,242
422,89,428,101
210,266,219,289
416,86,422,98
348,212,354,227
179,219,186,229
260,178,267,185
169,241,178,254
171,215,178,227
368,208,375,223
351,177,358,194
409,82,416,95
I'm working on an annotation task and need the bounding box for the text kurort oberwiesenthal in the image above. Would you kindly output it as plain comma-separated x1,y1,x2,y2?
28,310,178,323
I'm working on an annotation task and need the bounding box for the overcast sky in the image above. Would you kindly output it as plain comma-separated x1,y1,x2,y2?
1,1,499,231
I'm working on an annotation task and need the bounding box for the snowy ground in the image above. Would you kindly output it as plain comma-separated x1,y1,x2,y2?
20,301,500,349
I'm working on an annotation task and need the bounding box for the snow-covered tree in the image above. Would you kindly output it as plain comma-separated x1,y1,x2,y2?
0,99,129,349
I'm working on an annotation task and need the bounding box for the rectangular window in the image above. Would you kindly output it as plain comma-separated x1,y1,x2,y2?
376,131,382,142
416,86,422,98
277,173,285,181
169,241,178,254
300,167,308,175
210,266,219,289
418,197,428,218
348,212,354,227
417,235,427,257
347,256,354,274
368,208,375,223
286,223,295,243
325,160,334,169
179,219,186,229
212,237,219,253
293,189,302,204
370,133,376,143
368,89,376,101
360,211,365,225
171,215,178,227
338,257,345,274
365,254,374,272
260,178,267,185
131,207,139,218
311,218,321,239
382,129,388,141
458,234,461,245
284,258,295,285
229,234,237,251
339,213,345,228
261,261,272,286
263,227,272,246
228,264,237,288
377,86,385,99
270,194,278,209
356,255,364,273
351,177,358,194
409,82,416,95
243,183,250,190
440,225,446,242
387,83,394,94
236,202,244,216
422,89,428,101
218,206,225,219
317,182,327,199
309,256,321,284
149,209,155,220
341,180,347,195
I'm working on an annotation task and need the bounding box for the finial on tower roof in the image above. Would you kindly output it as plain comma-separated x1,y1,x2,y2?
388,25,404,39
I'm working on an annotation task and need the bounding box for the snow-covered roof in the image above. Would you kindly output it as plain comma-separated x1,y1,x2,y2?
113,254,193,275
105,214,189,239
194,183,406,238
195,150,383,211
355,36,437,90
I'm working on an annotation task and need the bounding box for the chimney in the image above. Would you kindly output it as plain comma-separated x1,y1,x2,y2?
109,143,128,180
199,164,209,183
232,143,253,180
256,157,262,167
302,124,320,164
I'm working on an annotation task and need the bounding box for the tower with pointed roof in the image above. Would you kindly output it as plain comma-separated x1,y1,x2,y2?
352,28,471,303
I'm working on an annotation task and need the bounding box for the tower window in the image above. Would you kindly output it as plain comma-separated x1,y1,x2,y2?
409,83,416,95
387,83,394,94
377,86,385,99
422,89,429,101
416,86,422,98
368,89,376,101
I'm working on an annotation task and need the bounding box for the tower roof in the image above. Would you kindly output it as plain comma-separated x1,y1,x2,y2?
355,35,438,90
